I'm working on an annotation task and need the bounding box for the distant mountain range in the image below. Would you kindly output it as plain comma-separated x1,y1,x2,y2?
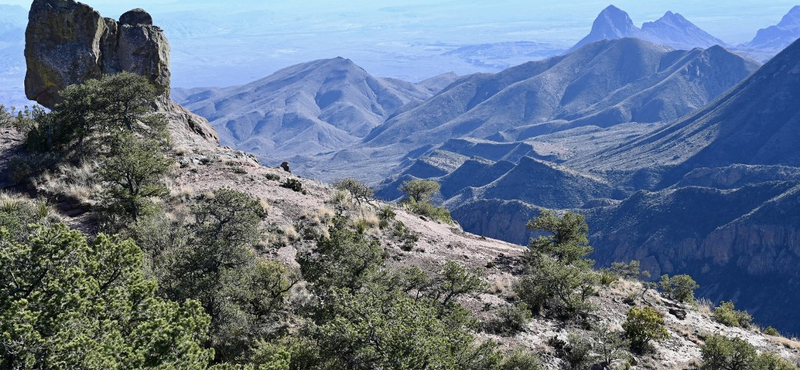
741,6,800,52
571,5,727,52
579,35,800,183
441,38,800,333
174,58,456,159
0,5,28,108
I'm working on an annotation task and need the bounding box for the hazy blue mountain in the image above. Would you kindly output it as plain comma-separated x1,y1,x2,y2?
571,5,727,52
174,57,435,160
741,6,800,52
580,37,800,185
0,4,29,108
570,5,644,51
641,11,728,50
365,38,758,151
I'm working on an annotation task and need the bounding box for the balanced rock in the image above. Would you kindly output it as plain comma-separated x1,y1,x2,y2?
24,0,170,108
119,8,152,26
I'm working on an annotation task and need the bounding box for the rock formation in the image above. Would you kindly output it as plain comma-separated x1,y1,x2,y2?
23,0,217,144
24,0,170,108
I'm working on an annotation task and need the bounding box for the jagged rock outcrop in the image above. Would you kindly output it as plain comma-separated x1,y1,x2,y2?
24,0,170,108
23,0,217,145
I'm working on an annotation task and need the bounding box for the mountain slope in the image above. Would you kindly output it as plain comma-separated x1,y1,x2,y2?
581,37,800,181
174,57,434,160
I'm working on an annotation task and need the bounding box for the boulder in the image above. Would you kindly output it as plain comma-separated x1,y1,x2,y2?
24,0,170,108
119,8,152,26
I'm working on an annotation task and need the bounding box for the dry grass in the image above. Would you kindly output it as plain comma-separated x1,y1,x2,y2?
170,186,195,201
771,336,800,351
33,161,102,204
695,298,714,315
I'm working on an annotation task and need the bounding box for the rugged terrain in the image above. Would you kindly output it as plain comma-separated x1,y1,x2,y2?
4,0,800,368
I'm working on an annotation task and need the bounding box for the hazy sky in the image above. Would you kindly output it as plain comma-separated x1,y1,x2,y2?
4,0,799,44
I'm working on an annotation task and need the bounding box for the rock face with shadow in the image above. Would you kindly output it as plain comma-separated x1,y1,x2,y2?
23,0,217,145
24,0,170,108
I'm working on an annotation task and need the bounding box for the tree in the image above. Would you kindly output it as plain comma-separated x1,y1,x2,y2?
700,334,795,370
333,178,374,205
592,326,630,367
27,72,167,158
99,133,171,222
713,301,753,328
527,210,593,266
399,178,440,203
298,216,386,295
622,306,669,353
0,223,212,369
156,188,282,363
610,260,650,280
659,274,699,303
514,255,598,320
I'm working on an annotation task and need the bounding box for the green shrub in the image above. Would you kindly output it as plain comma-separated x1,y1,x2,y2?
599,269,618,286
407,199,452,223
378,206,396,221
333,177,374,205
500,348,543,370
701,334,795,370
264,173,281,181
513,255,598,320
763,326,780,336
659,274,699,303
563,333,595,370
610,260,650,280
487,302,532,335
622,306,669,353
713,301,753,328
281,178,304,193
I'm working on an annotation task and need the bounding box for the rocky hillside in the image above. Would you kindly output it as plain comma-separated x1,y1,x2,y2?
5,1,800,368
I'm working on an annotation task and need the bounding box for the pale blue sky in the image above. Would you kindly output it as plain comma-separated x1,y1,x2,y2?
4,0,799,44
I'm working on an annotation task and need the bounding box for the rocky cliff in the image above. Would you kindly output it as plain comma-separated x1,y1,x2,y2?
23,0,217,145
25,0,170,108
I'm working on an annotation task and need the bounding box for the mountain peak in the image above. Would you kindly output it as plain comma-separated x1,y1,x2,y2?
641,10,726,49
594,4,638,34
656,11,687,24
570,5,641,51
743,6,800,51
778,5,800,28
